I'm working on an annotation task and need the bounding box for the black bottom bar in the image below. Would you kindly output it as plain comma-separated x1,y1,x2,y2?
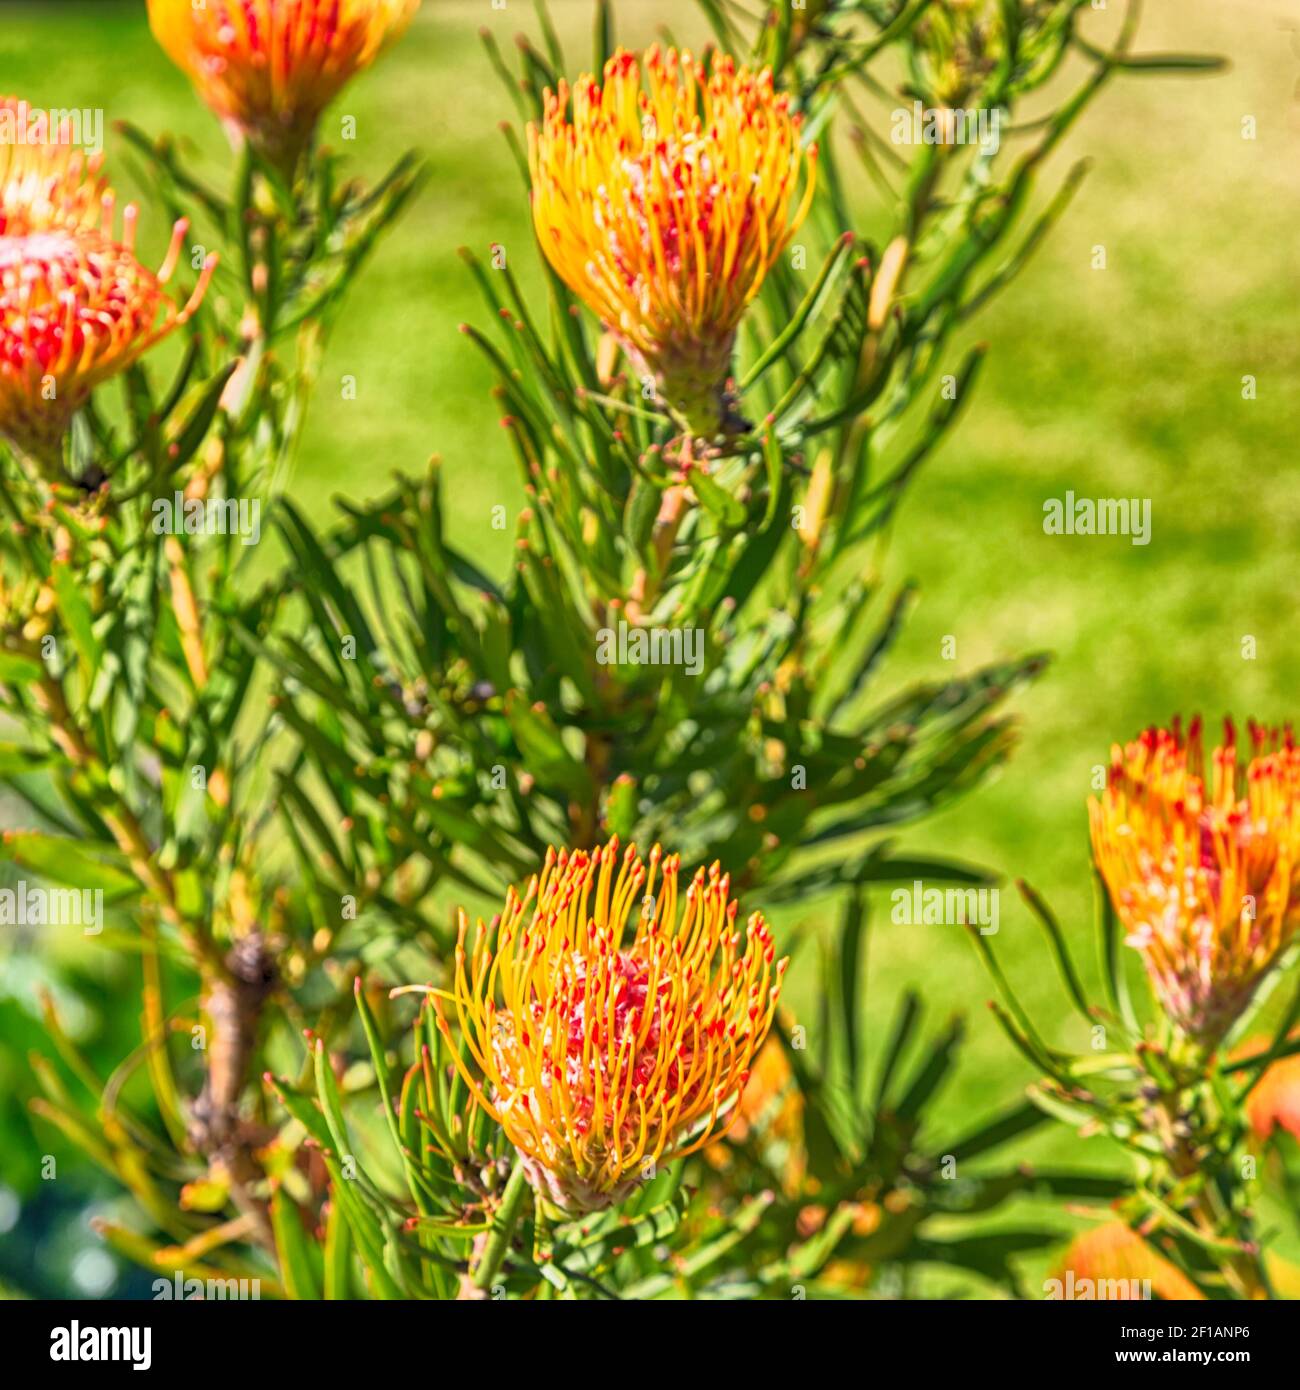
3,1294,1286,1376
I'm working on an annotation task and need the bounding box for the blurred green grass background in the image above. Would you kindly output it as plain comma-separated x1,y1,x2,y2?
2,0,1299,1295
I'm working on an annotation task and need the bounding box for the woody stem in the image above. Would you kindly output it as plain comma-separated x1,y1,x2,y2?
626,437,693,623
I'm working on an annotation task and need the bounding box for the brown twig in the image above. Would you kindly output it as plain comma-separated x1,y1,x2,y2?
188,933,279,1251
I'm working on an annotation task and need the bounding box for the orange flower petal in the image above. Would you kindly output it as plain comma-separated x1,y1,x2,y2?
1053,1221,1203,1301
1247,1052,1300,1142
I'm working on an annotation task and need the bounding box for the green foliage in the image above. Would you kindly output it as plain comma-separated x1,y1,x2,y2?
0,0,1244,1300
972,877,1300,1300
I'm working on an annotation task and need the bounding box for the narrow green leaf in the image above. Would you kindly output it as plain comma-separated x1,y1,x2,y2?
1017,878,1090,1020
269,1187,323,1300
838,892,866,1085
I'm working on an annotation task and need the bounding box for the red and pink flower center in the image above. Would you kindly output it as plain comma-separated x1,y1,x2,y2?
494,948,699,1144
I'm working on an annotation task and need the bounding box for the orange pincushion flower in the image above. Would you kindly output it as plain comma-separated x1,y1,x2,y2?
437,838,787,1212
1246,1051,1300,1143
1052,1221,1203,1301
147,0,419,175
528,46,816,437
1090,718,1300,1047
0,216,216,472
0,97,109,236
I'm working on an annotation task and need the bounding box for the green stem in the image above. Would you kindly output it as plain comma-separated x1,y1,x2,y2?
1154,1047,1270,1300
472,1160,531,1292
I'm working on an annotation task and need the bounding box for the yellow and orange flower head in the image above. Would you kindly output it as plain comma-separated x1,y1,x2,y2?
0,215,216,472
146,0,420,176
437,838,788,1213
528,46,816,438
1090,717,1300,1047
0,97,109,236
